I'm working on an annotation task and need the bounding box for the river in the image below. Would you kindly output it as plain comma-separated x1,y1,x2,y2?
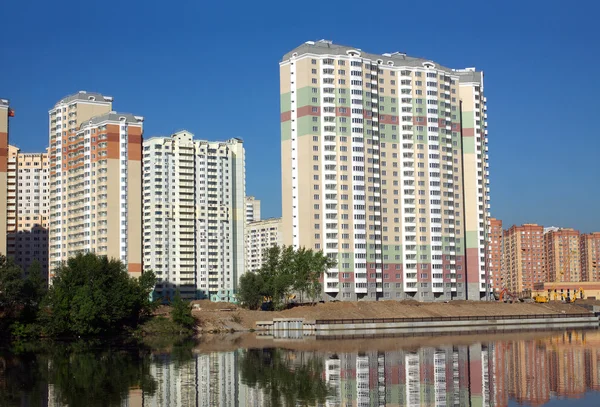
1,329,600,406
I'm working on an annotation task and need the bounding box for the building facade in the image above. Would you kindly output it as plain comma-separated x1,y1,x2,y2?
502,224,544,293
245,196,260,223
0,98,11,256
6,146,49,278
543,228,581,283
142,131,245,302
280,40,490,301
48,91,143,279
245,217,282,273
580,233,600,282
487,217,502,291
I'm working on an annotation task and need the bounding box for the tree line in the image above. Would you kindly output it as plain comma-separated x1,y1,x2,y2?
237,245,336,310
0,253,194,340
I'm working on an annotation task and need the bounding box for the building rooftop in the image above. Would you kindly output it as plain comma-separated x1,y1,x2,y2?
56,91,113,105
0,98,9,107
81,111,144,128
282,40,482,83
144,132,243,146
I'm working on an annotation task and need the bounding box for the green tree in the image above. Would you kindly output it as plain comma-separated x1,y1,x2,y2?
238,245,337,310
237,272,266,310
0,255,26,319
41,253,156,336
170,291,195,332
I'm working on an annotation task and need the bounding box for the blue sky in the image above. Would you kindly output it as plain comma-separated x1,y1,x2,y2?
1,0,598,232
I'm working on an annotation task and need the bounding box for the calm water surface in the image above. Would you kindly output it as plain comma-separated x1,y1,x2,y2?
1,329,600,406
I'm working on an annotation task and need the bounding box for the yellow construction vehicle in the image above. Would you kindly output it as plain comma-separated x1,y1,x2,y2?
534,295,549,303
561,293,576,303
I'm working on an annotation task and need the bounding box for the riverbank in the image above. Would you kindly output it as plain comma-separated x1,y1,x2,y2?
189,299,599,333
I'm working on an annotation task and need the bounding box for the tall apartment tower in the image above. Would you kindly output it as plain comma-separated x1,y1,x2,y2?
0,98,11,256
487,217,502,291
245,196,261,223
142,131,245,302
543,228,581,283
245,217,283,273
502,224,544,293
6,146,50,278
48,91,143,279
581,233,600,281
280,40,490,301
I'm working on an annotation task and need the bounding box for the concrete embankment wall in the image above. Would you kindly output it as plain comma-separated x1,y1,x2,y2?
255,313,599,337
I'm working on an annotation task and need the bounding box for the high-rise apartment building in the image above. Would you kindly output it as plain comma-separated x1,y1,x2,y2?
6,146,49,278
487,217,502,291
0,98,11,256
543,228,581,283
280,40,490,301
502,224,544,293
245,217,282,273
142,131,245,302
48,91,143,279
581,233,600,282
245,196,261,223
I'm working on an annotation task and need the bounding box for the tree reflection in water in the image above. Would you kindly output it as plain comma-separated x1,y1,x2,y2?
0,340,162,407
240,348,331,407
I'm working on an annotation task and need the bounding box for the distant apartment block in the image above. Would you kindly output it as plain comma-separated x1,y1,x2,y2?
245,217,283,273
502,224,544,293
0,98,11,256
487,217,502,291
543,228,581,283
280,40,490,301
581,233,600,282
6,146,49,278
245,196,261,223
48,91,143,279
142,131,245,302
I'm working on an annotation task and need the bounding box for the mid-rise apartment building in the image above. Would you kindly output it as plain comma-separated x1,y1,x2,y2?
245,217,283,273
6,146,49,277
581,233,600,282
0,98,11,256
48,91,143,279
487,217,502,291
245,196,261,223
280,40,490,301
142,131,245,302
543,228,581,283
502,224,544,293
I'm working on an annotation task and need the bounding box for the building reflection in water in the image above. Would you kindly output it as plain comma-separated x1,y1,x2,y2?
120,330,600,406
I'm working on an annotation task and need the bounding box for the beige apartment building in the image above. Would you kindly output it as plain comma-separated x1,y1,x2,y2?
48,91,143,279
142,131,245,301
245,196,261,223
543,228,581,283
280,40,490,301
0,98,11,256
6,146,49,277
245,217,282,273
581,233,600,282
502,224,544,293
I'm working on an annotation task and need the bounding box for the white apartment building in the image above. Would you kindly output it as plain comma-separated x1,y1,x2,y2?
245,217,283,273
143,131,245,302
245,196,260,223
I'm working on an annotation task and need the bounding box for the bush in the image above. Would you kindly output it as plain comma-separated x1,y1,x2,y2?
170,291,195,332
40,253,156,337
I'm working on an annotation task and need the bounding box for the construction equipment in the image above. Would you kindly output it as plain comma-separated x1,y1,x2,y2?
534,295,549,303
499,288,518,303
561,293,576,303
